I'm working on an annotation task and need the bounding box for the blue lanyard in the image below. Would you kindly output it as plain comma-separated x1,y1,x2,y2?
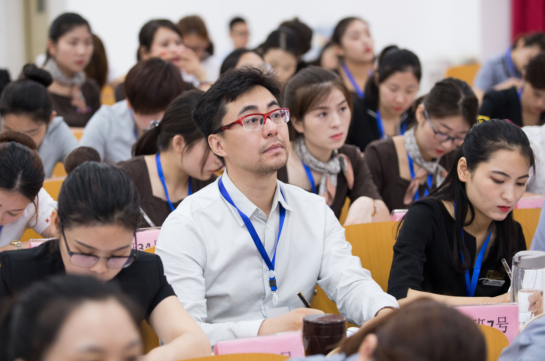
460,226,494,297
518,86,523,103
376,111,386,139
0,225,2,237
407,154,433,202
341,62,365,99
155,153,192,212
399,119,408,135
218,177,286,302
505,48,518,78
302,162,317,194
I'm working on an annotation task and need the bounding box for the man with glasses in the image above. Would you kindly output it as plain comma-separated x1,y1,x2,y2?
157,67,398,346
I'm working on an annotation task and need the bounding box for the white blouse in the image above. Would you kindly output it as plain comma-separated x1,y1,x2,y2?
0,188,57,246
523,125,545,195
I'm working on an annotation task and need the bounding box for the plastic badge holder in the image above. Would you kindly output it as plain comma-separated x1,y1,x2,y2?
454,303,519,343
133,227,161,251
28,238,55,248
214,331,305,357
390,209,408,222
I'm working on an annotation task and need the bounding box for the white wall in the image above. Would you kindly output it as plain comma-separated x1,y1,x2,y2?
0,0,26,78
0,0,510,91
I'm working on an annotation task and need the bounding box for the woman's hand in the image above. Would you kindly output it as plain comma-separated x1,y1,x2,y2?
179,47,207,82
528,291,543,316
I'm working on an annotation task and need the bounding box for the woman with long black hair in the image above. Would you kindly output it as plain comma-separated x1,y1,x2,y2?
388,119,534,306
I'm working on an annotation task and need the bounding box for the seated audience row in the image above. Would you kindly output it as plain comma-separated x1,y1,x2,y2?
0,160,210,361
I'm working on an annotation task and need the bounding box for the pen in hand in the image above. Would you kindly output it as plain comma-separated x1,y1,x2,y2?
297,292,312,308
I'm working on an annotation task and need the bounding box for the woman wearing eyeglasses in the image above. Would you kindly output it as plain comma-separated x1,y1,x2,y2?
365,78,477,212
0,162,211,361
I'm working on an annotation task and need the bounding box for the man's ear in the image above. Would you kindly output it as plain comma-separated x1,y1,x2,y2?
457,157,470,183
357,334,378,361
208,134,227,159
49,209,61,239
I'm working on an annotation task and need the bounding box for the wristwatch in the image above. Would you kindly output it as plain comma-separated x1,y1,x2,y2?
10,241,22,250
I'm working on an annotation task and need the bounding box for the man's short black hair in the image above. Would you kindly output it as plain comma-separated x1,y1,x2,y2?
192,67,281,139
229,17,246,30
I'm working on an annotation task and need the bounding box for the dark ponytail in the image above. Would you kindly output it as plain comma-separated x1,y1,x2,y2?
57,162,140,232
431,119,535,272
0,64,53,124
0,131,44,202
0,275,141,361
133,89,207,158
364,46,421,107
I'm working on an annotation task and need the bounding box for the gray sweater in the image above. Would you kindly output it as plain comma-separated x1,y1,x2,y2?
38,116,79,177
79,100,136,163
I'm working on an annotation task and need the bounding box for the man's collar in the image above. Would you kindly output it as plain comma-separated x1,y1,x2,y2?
221,170,293,227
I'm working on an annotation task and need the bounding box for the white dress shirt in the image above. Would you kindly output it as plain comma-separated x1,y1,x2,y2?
156,171,398,345
523,125,545,195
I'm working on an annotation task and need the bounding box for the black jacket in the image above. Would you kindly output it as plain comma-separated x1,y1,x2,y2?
479,86,545,126
346,94,414,152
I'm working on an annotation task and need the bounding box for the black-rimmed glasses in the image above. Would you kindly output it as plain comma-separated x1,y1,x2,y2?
61,228,138,269
423,106,465,146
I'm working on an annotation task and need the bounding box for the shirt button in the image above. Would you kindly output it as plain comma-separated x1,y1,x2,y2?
266,224,270,229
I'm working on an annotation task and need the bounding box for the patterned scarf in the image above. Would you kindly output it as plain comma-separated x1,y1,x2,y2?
44,58,86,86
295,137,354,206
44,59,90,114
403,127,448,205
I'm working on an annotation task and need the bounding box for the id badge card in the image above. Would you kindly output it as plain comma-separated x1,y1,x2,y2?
265,301,291,318
480,270,506,287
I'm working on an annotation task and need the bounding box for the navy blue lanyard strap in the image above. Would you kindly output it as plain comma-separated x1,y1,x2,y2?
341,62,365,99
407,154,433,201
218,177,286,303
0,225,2,237
302,162,317,194
399,119,408,135
460,226,494,297
156,153,192,212
505,48,518,78
376,111,386,140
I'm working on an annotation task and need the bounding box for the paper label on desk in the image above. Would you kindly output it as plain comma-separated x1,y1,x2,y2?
132,228,160,251
454,303,519,343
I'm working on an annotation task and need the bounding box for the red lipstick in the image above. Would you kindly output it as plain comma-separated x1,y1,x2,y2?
498,206,510,213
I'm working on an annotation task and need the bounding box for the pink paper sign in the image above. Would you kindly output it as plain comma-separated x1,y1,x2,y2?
133,228,161,251
515,197,545,209
214,331,305,357
453,303,519,343
390,209,408,222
